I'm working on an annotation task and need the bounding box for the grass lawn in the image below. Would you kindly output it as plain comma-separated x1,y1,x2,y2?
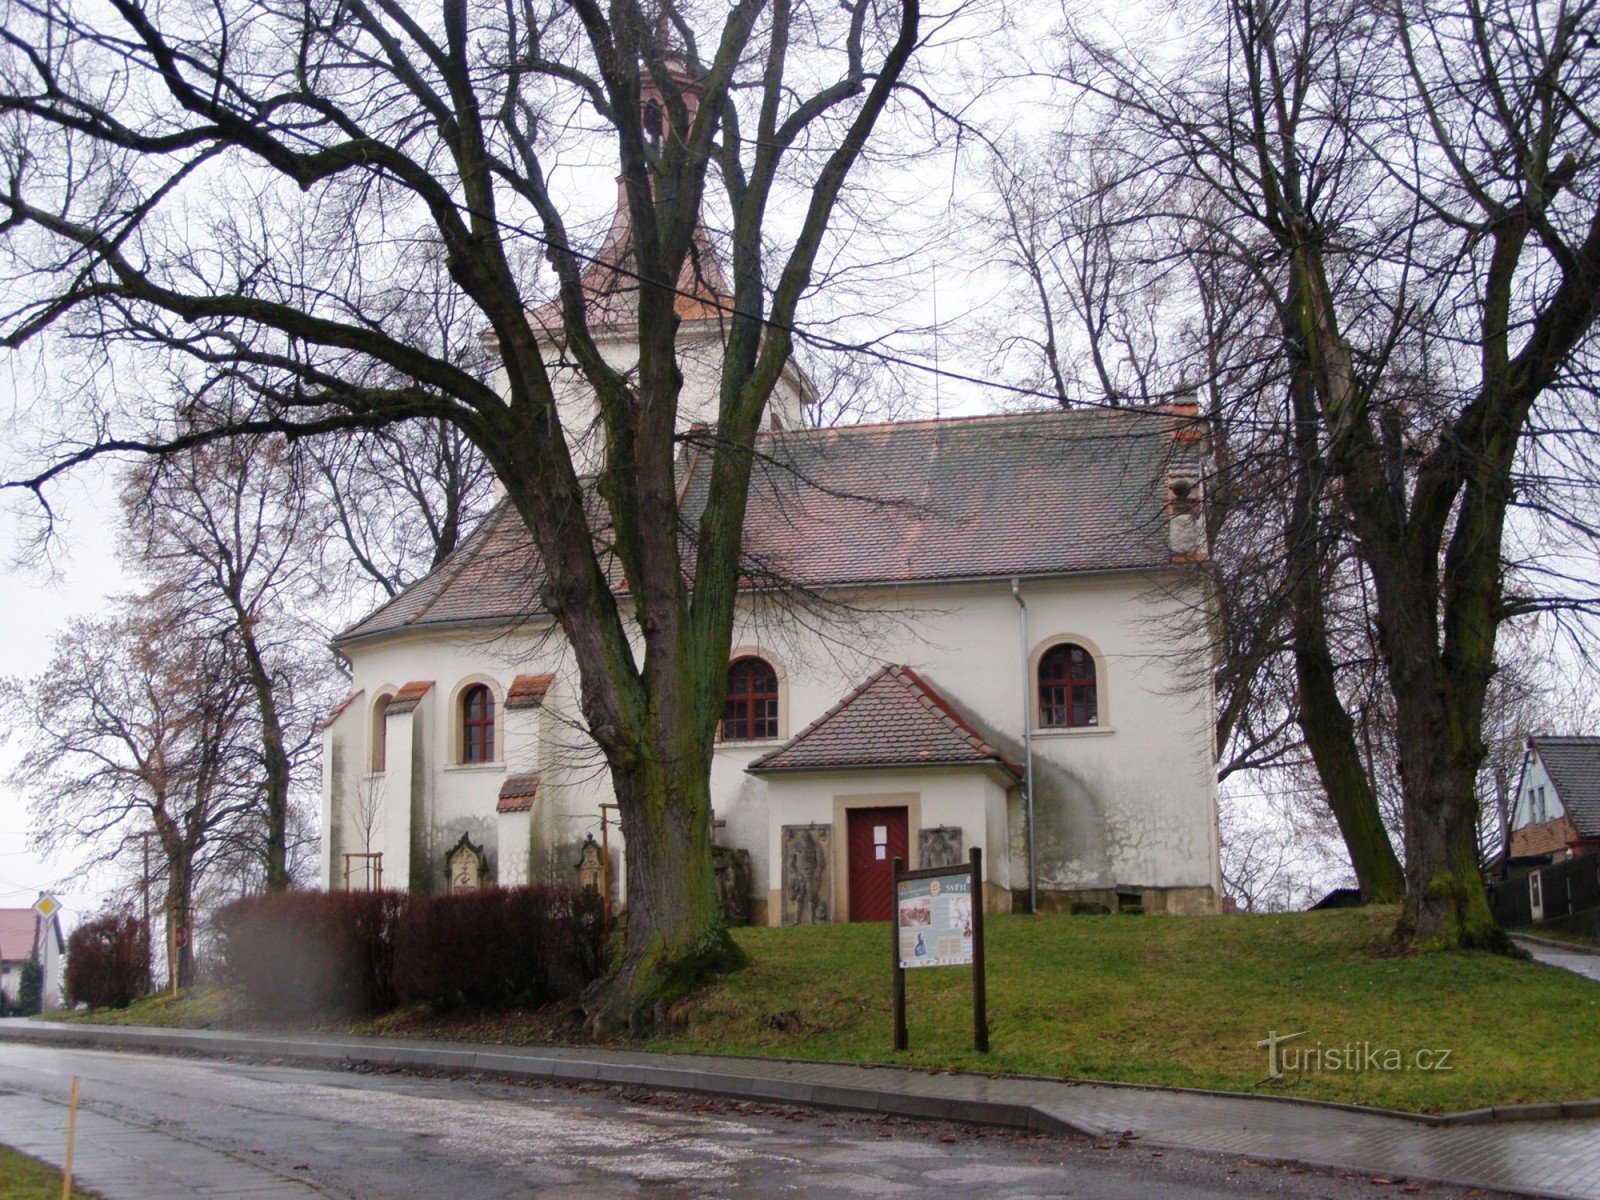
0,1146,96,1200
48,908,1600,1114
653,908,1600,1113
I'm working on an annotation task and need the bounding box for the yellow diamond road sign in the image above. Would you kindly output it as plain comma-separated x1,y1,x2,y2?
32,894,60,920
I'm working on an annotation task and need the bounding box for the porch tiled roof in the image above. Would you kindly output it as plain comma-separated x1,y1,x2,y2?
1531,735,1600,838
746,665,1021,777
336,407,1188,646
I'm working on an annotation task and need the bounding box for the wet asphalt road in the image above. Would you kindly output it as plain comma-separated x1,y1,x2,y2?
0,1042,1519,1199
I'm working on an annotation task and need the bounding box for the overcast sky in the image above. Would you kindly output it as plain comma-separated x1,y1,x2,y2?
0,458,131,929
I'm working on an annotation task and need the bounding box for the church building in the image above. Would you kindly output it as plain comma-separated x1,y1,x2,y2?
320,76,1223,922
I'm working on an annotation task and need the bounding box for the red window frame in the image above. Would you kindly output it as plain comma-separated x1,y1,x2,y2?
1039,644,1098,728
461,684,496,763
722,657,779,742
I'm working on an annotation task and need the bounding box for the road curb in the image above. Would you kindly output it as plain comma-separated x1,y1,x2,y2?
6,1019,1597,1130
0,1022,1087,1137
1513,932,1600,958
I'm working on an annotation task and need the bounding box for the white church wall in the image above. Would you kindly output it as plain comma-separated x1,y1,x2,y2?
328,568,1220,913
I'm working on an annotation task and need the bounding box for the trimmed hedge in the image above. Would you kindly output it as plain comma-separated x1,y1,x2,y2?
65,911,147,1009
218,886,609,1019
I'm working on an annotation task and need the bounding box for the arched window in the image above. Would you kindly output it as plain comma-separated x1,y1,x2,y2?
371,694,392,773
461,684,496,763
723,657,779,742
1039,643,1098,728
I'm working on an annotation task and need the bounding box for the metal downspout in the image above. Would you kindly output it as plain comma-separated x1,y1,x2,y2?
1011,578,1037,914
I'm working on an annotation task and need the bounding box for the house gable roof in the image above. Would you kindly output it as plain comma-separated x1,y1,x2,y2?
0,909,59,964
747,664,1021,777
336,406,1190,646
1530,735,1600,838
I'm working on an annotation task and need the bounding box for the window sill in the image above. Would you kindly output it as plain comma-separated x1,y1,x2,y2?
1030,726,1115,739
717,737,786,749
442,762,507,773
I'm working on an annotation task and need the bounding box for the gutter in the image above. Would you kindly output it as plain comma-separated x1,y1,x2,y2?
1011,578,1038,915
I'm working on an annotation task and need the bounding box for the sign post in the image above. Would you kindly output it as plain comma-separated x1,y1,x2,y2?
891,846,989,1053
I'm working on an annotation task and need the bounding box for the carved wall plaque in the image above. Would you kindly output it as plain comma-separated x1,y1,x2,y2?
918,826,963,869
446,831,488,892
781,824,832,925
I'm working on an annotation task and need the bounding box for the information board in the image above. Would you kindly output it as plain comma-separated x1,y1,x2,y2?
890,847,988,1053
895,870,974,969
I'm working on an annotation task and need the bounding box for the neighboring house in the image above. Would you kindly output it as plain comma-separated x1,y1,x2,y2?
0,907,63,1011
1508,735,1600,862
319,71,1222,923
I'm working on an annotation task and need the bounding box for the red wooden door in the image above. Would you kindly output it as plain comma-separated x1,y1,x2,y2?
847,806,909,922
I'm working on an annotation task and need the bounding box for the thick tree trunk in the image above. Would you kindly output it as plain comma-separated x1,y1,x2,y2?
1292,634,1405,903
1391,693,1505,948
1283,354,1404,903
587,724,743,1036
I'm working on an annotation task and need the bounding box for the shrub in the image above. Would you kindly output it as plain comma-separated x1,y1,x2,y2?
219,886,611,1018
216,891,401,1019
394,886,574,1010
566,885,611,992
65,912,147,1009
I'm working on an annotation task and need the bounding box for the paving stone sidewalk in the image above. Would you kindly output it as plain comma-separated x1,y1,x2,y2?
4,1019,1599,1200
0,1087,320,1199
1515,935,1600,984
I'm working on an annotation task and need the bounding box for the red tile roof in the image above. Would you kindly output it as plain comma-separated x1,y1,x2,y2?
384,681,433,715
525,182,735,334
321,690,362,730
0,909,47,965
497,774,540,813
747,665,1022,777
506,674,555,710
337,406,1190,645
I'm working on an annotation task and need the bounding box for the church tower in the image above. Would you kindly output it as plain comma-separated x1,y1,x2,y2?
508,60,816,468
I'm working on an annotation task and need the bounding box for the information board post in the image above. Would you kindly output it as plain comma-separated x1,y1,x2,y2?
891,855,908,1051
970,846,988,1053
891,848,989,1054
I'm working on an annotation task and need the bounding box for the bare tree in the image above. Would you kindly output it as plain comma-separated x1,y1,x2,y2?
7,591,259,984
0,0,924,1029
1063,0,1600,945
125,434,333,891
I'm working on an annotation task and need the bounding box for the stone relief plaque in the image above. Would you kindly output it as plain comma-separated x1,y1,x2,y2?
918,826,963,869
574,834,605,893
446,832,488,893
781,824,832,925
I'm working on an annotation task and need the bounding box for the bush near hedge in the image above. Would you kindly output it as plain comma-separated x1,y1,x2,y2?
217,886,609,1019
65,911,148,1009
216,890,403,1019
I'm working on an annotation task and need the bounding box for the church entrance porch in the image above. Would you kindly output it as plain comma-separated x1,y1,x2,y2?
846,806,908,921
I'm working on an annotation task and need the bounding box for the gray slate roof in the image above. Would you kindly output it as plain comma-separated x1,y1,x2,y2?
337,406,1188,645
746,665,1022,777
1531,735,1600,837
